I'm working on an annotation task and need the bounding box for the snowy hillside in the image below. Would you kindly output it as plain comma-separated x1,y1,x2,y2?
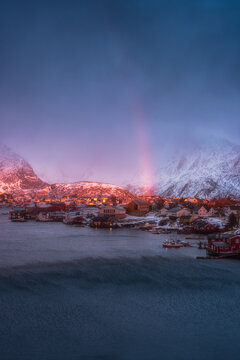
1,139,239,199
0,145,135,201
156,139,240,198
50,181,135,202
0,145,47,192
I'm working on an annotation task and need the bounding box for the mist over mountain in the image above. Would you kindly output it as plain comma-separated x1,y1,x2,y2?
0,138,240,199
155,138,240,198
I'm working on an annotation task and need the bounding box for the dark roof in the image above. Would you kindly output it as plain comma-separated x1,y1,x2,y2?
132,200,149,206
168,207,182,213
212,242,230,247
11,207,25,212
230,206,240,210
208,233,231,240
193,206,201,211
194,205,211,212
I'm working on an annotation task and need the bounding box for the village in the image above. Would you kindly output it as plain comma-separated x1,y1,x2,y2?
1,192,240,229
1,191,240,258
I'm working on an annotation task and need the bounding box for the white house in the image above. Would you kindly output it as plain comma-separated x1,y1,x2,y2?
207,207,215,217
195,206,216,217
159,207,168,216
167,207,191,218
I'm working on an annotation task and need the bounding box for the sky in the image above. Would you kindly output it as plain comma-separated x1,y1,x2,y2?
1,0,240,186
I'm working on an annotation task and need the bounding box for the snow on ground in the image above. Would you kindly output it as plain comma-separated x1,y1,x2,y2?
205,217,226,227
118,212,159,225
54,181,122,190
234,228,240,235
155,138,240,198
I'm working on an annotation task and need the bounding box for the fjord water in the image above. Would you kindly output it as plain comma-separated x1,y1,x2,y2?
1,213,240,360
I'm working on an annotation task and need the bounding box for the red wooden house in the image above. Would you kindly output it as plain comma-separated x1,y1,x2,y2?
207,235,240,257
126,200,150,216
90,216,116,228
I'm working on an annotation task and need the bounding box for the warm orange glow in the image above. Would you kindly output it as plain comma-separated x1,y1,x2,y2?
184,197,199,203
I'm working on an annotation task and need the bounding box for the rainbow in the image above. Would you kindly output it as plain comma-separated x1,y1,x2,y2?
133,100,154,194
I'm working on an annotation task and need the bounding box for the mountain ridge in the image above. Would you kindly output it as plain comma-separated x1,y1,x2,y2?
0,144,48,193
1,140,240,199
0,145,135,201
156,138,240,198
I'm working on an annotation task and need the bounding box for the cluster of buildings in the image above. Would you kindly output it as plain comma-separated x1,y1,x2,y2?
159,204,234,220
8,199,151,223
1,189,239,230
3,190,240,257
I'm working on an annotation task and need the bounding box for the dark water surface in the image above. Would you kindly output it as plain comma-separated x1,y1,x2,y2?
1,213,240,360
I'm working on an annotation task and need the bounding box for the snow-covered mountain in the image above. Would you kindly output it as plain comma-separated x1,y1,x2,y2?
50,181,135,202
0,145,47,192
1,139,239,200
156,138,240,199
0,145,135,201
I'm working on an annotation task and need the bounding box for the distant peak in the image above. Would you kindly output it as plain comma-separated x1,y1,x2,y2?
0,144,47,192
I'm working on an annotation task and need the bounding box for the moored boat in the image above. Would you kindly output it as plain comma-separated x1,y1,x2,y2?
63,215,84,225
163,241,181,248
10,216,26,222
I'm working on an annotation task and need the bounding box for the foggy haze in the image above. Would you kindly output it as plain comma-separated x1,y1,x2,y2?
1,0,240,185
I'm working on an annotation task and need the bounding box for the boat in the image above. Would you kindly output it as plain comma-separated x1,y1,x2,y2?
179,240,192,247
162,241,182,248
10,216,26,222
151,229,161,234
161,229,172,234
63,215,84,225
185,236,205,240
151,228,173,234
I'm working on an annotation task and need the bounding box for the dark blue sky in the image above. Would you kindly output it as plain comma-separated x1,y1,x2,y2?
1,0,240,185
